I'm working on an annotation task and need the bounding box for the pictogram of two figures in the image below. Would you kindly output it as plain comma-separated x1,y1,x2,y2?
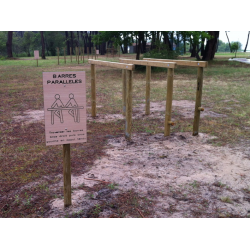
47,93,84,124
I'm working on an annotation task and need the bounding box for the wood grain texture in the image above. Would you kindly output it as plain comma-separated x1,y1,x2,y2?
143,58,208,68
145,66,151,115
88,59,135,71
125,70,132,141
122,69,127,116
164,68,174,136
193,67,204,136
63,144,71,207
119,58,176,68
91,64,96,117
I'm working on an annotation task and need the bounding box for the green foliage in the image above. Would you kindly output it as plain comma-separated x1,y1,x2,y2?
231,42,239,58
143,45,180,60
0,31,7,56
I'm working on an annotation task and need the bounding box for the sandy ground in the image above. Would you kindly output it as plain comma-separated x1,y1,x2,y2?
46,132,250,218
11,100,250,217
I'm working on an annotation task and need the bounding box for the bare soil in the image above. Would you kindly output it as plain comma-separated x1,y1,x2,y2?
46,131,250,218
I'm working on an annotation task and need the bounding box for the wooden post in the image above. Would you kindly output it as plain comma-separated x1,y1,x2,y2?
193,67,204,136
92,47,93,59
91,64,96,117
125,70,132,141
87,47,89,59
63,144,71,207
95,48,96,60
122,69,127,116
75,47,77,61
57,48,59,65
164,68,174,136
70,47,72,62
145,66,151,115
37,59,38,67
64,47,66,64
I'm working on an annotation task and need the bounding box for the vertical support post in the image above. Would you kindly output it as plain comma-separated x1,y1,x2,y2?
125,70,132,141
57,48,59,65
63,144,71,207
64,47,66,63
164,68,174,136
145,65,151,115
37,59,38,67
75,46,77,61
87,47,89,59
122,69,127,116
82,47,84,63
193,67,204,136
70,47,72,62
91,64,96,117
92,47,93,59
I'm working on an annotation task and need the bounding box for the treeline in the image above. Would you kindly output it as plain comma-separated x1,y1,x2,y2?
0,31,229,61
217,40,242,52
0,31,101,58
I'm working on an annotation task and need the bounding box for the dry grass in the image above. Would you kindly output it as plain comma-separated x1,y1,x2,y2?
1,55,250,217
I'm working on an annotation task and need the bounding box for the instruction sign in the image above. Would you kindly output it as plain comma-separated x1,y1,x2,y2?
34,50,39,59
43,71,87,146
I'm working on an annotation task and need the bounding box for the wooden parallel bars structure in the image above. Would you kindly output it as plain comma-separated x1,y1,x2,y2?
119,58,177,136
88,59,135,140
143,58,208,136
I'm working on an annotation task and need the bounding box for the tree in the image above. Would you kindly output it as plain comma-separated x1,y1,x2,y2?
231,42,239,58
225,31,232,52
6,31,13,58
202,31,219,61
40,31,46,59
244,31,250,52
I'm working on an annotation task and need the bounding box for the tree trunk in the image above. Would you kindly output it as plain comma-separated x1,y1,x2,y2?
190,43,196,57
136,32,144,60
244,31,250,52
40,31,46,59
70,32,74,54
200,38,205,56
6,31,13,58
65,31,70,55
202,31,219,61
225,31,232,52
162,32,172,50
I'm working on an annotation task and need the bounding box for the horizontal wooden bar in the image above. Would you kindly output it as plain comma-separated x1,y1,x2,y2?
88,59,135,70
119,58,176,68
143,58,208,68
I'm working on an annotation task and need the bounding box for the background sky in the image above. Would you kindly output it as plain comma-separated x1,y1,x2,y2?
219,31,250,51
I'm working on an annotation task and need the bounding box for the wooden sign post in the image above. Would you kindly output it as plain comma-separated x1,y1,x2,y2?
34,50,39,67
43,71,87,207
70,47,72,62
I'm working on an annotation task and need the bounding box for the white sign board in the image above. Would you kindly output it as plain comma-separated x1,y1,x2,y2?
34,50,39,59
43,71,87,146
96,50,99,55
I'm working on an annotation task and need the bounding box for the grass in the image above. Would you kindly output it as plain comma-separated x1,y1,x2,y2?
1,54,250,217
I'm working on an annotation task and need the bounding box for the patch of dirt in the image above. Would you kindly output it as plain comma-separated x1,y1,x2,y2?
13,110,44,124
11,100,227,124
45,132,250,218
87,100,227,123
